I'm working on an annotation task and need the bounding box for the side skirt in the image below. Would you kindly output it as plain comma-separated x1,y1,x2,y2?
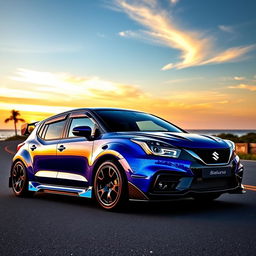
28,181,92,198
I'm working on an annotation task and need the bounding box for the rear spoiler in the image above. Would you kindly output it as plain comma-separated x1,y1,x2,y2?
21,122,39,136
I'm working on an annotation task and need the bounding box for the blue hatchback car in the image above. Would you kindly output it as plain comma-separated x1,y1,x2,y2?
10,108,244,210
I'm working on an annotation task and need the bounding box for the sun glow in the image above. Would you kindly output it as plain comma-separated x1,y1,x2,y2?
0,68,255,129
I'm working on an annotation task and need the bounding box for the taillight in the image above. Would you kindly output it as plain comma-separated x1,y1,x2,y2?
17,143,25,151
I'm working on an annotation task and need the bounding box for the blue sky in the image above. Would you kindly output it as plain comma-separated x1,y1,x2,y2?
0,0,256,128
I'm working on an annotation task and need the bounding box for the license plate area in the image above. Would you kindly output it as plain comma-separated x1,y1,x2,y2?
202,167,232,179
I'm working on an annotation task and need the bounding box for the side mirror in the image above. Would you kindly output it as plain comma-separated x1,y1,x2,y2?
72,126,92,139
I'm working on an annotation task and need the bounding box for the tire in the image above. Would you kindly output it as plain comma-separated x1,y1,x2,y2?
11,161,34,197
93,160,128,210
193,193,221,202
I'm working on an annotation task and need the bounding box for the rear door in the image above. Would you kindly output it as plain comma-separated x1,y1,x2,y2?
56,112,95,187
29,115,67,184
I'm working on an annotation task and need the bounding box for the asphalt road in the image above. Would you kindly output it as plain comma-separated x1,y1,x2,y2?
0,141,256,256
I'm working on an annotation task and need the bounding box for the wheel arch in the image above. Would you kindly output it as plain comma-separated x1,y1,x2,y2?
10,158,27,175
13,149,32,169
11,153,34,185
9,158,28,187
91,154,128,185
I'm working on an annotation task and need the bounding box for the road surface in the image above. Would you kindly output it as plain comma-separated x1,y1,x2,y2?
0,140,256,256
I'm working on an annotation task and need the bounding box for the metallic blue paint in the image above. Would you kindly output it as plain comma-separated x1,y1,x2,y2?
11,108,244,201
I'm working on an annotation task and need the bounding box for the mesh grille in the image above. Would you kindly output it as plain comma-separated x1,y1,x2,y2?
192,148,230,164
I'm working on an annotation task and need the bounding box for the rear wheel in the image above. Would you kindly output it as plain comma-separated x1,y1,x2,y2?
11,161,34,197
193,193,221,202
94,160,127,210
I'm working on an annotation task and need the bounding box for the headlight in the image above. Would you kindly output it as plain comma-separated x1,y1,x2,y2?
131,139,181,158
224,139,235,151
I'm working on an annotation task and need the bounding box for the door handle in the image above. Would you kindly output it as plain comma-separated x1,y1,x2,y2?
30,145,37,151
58,145,66,152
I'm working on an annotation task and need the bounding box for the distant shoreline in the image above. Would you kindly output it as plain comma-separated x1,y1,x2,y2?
187,129,256,136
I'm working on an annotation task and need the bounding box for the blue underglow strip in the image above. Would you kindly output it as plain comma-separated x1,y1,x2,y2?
28,182,92,198
37,184,84,193
28,181,39,192
79,187,92,198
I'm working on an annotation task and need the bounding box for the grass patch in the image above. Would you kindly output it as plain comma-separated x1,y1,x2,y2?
216,132,256,143
237,153,256,160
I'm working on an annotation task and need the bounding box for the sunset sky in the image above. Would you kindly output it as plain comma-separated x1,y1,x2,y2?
0,0,256,129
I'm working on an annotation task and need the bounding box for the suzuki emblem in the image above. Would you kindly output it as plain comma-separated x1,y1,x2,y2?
212,151,219,161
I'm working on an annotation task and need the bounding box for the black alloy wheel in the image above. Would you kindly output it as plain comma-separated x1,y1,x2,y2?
11,161,34,197
94,161,127,210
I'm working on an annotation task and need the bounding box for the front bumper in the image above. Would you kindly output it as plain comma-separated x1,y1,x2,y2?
126,154,244,200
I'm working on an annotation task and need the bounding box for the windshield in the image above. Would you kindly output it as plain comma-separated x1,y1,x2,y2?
95,110,184,133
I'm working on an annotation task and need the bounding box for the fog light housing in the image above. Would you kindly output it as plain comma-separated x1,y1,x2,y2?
158,181,168,190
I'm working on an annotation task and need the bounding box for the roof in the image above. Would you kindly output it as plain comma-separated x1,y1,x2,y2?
40,107,145,123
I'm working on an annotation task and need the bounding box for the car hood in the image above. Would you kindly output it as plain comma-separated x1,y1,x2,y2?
103,132,230,149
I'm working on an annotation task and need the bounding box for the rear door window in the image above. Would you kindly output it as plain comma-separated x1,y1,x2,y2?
44,120,66,140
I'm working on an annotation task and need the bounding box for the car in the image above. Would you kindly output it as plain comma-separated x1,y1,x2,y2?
9,108,245,210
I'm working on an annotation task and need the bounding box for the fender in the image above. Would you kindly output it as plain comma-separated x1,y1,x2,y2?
90,142,134,178
12,148,34,180
90,142,147,200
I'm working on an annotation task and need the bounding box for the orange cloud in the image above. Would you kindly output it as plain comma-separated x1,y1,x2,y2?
234,76,245,81
1,68,255,129
115,0,255,70
229,84,256,91
202,45,255,65
8,69,230,110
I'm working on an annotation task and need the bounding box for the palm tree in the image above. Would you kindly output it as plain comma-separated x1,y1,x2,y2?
5,110,25,136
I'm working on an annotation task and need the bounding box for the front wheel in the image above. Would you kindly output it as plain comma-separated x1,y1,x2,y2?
94,160,128,210
11,161,34,197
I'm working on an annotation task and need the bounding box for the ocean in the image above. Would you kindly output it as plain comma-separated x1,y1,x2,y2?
0,130,21,140
0,129,255,141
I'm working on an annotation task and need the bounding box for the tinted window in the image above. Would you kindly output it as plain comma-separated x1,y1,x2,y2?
136,120,167,131
44,120,66,140
95,110,183,132
68,117,95,137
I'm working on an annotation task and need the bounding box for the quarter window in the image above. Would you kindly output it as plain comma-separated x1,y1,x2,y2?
44,120,66,140
68,117,95,137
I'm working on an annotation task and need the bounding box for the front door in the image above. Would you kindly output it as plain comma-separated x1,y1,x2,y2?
56,115,95,188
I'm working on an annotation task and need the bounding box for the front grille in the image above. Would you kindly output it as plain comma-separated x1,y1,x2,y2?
192,148,230,164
